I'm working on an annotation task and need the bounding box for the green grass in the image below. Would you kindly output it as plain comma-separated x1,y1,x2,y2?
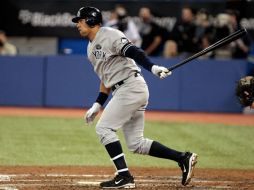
0,116,253,169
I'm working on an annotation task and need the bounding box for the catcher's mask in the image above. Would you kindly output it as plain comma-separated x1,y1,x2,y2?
236,76,254,106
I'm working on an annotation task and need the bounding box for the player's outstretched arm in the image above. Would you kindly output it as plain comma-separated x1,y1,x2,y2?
122,43,172,79
85,82,110,124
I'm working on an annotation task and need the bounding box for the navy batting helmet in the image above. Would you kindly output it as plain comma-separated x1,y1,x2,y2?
72,6,102,27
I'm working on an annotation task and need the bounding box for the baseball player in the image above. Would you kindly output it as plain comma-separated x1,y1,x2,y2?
72,6,197,189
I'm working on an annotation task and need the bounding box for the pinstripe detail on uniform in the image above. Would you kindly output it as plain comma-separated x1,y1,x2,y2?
87,27,140,88
111,153,125,161
121,43,133,56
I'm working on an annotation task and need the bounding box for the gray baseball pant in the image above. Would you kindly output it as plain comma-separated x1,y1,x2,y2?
95,75,153,155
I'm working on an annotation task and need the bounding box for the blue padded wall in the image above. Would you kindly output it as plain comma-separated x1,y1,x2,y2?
0,56,44,106
45,55,100,107
178,59,247,112
0,56,249,112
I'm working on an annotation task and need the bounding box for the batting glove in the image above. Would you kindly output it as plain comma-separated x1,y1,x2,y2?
151,65,172,79
85,102,101,125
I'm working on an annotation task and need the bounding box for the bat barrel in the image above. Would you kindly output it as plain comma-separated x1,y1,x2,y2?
168,28,247,71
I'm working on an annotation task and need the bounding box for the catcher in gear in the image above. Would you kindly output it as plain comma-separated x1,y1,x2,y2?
72,6,197,189
236,76,254,108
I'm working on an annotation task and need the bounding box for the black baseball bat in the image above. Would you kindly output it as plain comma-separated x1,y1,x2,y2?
168,28,248,71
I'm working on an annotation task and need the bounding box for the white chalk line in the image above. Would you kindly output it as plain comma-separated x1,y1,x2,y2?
0,173,242,183
0,173,249,189
0,187,19,190
0,176,10,182
0,183,235,190
0,174,101,178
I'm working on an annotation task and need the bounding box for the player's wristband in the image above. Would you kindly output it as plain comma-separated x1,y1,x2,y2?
95,92,109,106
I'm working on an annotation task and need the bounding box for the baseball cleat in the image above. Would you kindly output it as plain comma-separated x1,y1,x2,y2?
100,174,135,189
178,152,198,186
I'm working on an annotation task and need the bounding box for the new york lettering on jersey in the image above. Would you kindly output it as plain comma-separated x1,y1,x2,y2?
92,44,107,60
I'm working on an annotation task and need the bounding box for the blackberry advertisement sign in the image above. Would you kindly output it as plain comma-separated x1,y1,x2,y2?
0,0,253,38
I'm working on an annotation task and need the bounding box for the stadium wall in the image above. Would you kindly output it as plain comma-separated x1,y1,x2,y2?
0,56,249,112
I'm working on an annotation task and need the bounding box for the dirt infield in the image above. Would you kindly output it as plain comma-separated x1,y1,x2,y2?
0,107,254,189
0,166,254,190
0,106,254,126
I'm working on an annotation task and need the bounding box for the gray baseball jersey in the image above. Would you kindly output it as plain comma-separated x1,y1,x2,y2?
88,27,153,154
87,27,141,88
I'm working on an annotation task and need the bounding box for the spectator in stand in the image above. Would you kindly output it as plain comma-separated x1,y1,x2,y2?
163,40,178,58
105,4,141,47
0,30,17,56
195,9,215,58
169,6,198,56
213,13,233,58
226,9,251,59
138,7,164,56
0,40,4,53
199,33,215,58
195,9,214,40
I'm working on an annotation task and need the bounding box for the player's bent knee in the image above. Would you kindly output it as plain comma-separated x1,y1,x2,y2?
127,143,139,154
95,124,119,146
127,138,153,155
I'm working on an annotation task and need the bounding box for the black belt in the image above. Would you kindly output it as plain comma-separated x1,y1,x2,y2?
111,72,141,92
